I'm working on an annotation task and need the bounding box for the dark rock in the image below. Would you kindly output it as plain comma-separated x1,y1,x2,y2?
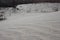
0,17,6,21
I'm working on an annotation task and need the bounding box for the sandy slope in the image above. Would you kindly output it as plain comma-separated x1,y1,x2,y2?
0,11,60,40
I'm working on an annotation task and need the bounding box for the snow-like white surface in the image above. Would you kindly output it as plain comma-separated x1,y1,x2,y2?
0,11,60,40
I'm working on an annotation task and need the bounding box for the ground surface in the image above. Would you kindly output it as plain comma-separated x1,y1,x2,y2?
0,11,60,40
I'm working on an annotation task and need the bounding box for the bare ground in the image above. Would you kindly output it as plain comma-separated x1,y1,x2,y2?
0,11,60,40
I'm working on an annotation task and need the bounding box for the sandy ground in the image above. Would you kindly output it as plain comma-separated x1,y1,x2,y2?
0,11,60,40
